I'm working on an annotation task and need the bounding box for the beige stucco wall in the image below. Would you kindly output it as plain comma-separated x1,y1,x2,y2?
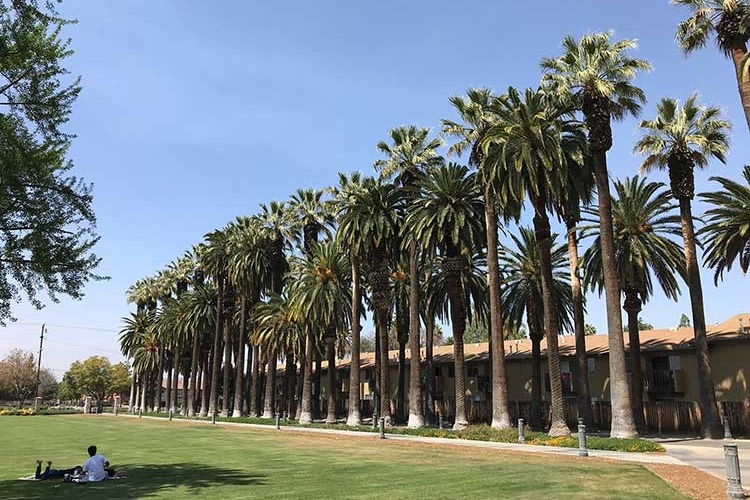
710,342,750,402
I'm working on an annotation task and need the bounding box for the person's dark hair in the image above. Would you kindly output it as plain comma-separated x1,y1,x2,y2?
87,445,97,457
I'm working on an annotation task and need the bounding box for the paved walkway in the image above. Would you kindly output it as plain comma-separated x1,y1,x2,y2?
111,414,681,466
655,437,750,492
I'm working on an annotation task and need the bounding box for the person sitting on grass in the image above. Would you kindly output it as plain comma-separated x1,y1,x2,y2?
34,460,80,480
82,445,113,482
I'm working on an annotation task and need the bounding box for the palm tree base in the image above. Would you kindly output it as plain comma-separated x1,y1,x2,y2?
490,418,512,429
261,410,274,419
407,413,424,429
548,421,571,437
452,419,468,431
231,409,243,418
299,411,312,425
346,413,361,427
219,411,229,418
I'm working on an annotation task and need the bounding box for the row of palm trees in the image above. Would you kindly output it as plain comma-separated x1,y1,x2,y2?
120,27,750,439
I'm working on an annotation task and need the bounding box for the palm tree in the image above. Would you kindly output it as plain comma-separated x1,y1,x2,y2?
337,177,402,426
442,88,512,429
375,125,443,428
183,280,215,417
541,32,651,438
582,177,685,432
500,228,574,430
405,163,484,429
119,309,153,412
700,165,750,280
331,172,366,426
634,94,731,438
288,241,352,424
673,0,750,130
482,86,585,436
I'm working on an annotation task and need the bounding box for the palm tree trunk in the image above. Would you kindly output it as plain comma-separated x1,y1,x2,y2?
396,296,407,425
425,314,435,425
154,348,164,412
285,352,296,418
326,333,337,424
679,199,722,438
208,278,224,418
140,374,148,412
731,44,750,132
165,357,172,414
170,345,181,413
188,330,201,417
199,351,210,417
532,195,570,437
250,344,260,416
407,240,424,428
567,223,594,427
592,150,636,438
232,295,247,417
347,257,362,426
445,252,468,430
313,355,322,418
624,290,646,432
299,331,314,424
485,191,511,429
129,370,137,412
262,347,277,418
528,304,544,431
181,358,189,416
220,320,232,417
295,349,304,420
377,309,392,426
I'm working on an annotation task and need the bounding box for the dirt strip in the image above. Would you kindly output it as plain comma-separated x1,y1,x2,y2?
646,464,731,500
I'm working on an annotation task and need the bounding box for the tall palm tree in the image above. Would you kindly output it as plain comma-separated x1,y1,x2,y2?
442,88,512,429
288,241,352,424
482,86,585,436
582,177,685,432
673,0,750,130
375,125,443,428
183,280,215,417
500,228,574,430
541,32,651,438
331,172,366,426
700,165,750,280
405,163,485,429
338,177,402,426
635,94,731,438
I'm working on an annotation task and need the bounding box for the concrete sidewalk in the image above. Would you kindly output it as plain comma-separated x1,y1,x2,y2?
111,413,683,466
655,437,750,492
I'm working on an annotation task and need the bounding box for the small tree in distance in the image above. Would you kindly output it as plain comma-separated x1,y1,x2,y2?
62,356,131,410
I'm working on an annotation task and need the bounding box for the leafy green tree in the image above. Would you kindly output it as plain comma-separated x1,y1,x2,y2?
679,313,692,328
0,349,37,405
63,356,131,409
635,94,731,438
542,32,650,438
584,323,597,336
699,165,750,281
638,319,655,331
672,0,750,130
0,1,105,324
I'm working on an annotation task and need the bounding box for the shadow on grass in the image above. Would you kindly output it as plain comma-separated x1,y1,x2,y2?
1,463,267,500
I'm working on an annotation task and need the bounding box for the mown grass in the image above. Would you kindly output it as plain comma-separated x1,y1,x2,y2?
0,415,685,499
136,411,665,452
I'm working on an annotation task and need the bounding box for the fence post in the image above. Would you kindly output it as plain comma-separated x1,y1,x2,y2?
379,417,385,439
578,423,588,458
518,418,525,444
724,443,744,499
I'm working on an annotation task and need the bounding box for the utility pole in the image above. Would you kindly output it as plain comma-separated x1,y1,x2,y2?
35,324,46,399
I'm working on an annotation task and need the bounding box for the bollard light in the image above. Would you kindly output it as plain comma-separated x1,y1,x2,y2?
212,411,216,425
518,418,525,444
723,417,733,440
276,415,281,430
138,408,142,418
169,409,173,421
578,424,588,457
379,417,385,439
438,413,444,430
724,443,744,499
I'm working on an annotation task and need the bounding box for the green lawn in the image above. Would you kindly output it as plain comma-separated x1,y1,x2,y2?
0,415,687,500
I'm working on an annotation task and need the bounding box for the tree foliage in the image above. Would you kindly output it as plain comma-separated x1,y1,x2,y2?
61,356,130,402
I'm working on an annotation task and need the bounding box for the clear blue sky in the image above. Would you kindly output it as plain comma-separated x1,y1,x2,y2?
1,0,748,378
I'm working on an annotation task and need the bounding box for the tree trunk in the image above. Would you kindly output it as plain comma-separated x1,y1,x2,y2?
593,150,636,438
187,328,201,417
397,335,406,423
313,354,322,419
731,43,750,132
567,223,594,427
232,295,247,418
485,191,511,429
326,334,337,424
425,314,435,425
445,251,468,430
679,199,723,438
199,350,210,417
170,344,181,413
220,319,233,417
407,240,424,428
154,348,163,412
377,309,392,426
129,370,137,412
295,348,305,420
299,331,314,424
208,278,224,417
140,374,148,412
532,193,570,437
624,290,646,432
285,352,296,419
250,344,260,416
262,347,277,418
347,258,362,426
528,305,544,431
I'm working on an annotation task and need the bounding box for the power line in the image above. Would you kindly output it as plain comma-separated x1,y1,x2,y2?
13,322,118,333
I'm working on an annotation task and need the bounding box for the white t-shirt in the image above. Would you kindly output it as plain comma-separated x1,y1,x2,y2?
83,454,108,482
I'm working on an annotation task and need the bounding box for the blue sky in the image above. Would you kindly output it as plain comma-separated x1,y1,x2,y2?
1,0,749,378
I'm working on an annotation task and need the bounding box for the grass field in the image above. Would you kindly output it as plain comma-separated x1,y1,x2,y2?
0,415,688,499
